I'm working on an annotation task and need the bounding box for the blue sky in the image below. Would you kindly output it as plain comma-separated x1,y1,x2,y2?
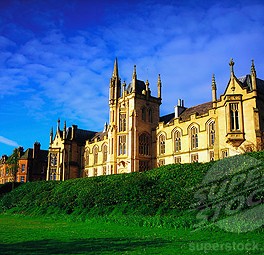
0,0,264,156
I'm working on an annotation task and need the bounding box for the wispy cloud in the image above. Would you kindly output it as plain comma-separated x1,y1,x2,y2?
0,136,19,147
0,0,264,134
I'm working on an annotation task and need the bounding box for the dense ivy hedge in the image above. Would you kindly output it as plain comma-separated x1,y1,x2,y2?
1,151,263,229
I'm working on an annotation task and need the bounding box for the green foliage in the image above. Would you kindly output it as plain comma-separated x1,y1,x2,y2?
0,182,21,198
1,151,264,230
6,147,23,183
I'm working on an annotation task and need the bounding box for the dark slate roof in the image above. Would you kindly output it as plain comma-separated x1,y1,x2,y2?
126,79,146,94
238,75,253,90
179,101,213,122
238,75,264,94
65,127,97,144
20,148,33,159
159,113,174,123
20,148,48,161
90,131,108,142
75,129,97,144
256,78,264,94
159,101,213,124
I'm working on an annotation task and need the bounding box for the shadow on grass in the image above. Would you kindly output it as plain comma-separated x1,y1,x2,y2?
0,237,171,254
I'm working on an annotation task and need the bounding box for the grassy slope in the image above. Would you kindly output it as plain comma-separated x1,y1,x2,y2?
1,151,264,230
1,151,264,254
0,214,263,255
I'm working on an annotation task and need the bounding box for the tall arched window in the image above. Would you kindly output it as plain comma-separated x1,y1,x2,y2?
208,121,215,147
159,134,165,154
142,107,146,121
148,108,153,123
85,149,89,166
93,146,98,165
119,113,126,132
174,130,181,152
102,144,107,163
119,135,126,155
139,133,150,155
190,126,198,150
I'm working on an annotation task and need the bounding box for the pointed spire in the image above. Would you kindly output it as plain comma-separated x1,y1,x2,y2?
63,121,67,139
212,74,217,106
251,59,256,76
50,127,53,144
122,81,126,97
133,65,137,80
57,118,60,131
212,74,216,90
132,65,137,93
251,59,257,92
229,58,235,76
112,58,119,78
157,74,162,98
103,122,108,132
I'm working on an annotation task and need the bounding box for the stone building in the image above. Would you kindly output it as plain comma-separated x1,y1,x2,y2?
47,59,264,180
17,142,48,182
46,121,96,180
0,143,47,183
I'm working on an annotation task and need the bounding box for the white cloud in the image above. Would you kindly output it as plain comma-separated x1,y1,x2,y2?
0,0,264,133
0,136,19,147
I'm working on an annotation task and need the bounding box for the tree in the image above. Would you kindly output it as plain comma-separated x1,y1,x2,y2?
6,147,23,189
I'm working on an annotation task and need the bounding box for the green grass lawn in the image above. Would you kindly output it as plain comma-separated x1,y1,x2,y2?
0,214,263,255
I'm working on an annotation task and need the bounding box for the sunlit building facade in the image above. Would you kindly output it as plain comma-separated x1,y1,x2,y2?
47,59,264,180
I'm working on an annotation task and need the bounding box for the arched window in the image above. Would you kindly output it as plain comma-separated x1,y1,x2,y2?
119,135,126,155
230,103,239,130
148,108,153,123
159,134,165,154
208,121,215,147
102,144,107,163
85,149,89,166
142,107,146,121
50,153,57,166
139,133,150,155
119,113,126,131
174,130,181,152
93,146,98,165
190,126,198,150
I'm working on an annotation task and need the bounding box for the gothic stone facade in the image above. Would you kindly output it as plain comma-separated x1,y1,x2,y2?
47,59,264,180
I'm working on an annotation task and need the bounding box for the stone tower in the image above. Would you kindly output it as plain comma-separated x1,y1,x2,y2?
107,60,162,174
